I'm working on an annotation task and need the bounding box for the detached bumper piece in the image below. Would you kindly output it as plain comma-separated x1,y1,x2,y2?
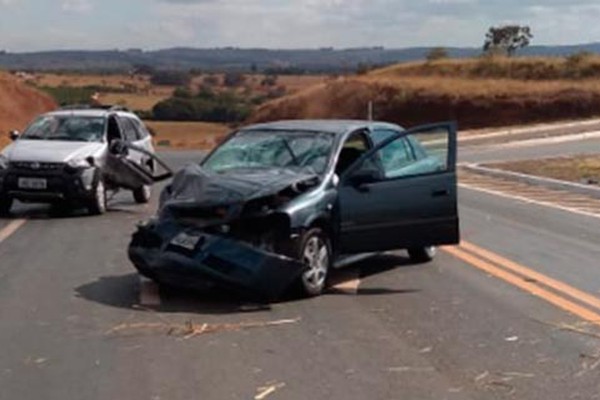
128,220,306,300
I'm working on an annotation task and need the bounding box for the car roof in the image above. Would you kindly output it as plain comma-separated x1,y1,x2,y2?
43,109,139,119
241,119,404,135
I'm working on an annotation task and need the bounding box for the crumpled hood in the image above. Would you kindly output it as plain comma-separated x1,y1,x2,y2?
160,164,319,213
2,140,105,163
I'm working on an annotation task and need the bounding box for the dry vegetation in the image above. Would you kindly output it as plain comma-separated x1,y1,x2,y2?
145,120,230,150
0,72,56,149
487,155,600,184
250,55,600,130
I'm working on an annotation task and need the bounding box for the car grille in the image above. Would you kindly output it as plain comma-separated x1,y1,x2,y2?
9,161,65,172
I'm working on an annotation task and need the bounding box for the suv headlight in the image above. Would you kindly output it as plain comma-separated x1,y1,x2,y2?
67,158,93,169
0,154,8,170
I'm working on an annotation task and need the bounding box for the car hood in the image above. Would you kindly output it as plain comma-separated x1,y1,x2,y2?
160,164,319,217
2,140,105,163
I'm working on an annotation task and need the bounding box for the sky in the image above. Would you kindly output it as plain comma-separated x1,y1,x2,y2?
0,0,598,52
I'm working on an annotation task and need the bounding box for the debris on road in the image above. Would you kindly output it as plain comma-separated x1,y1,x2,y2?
105,317,300,338
254,382,286,400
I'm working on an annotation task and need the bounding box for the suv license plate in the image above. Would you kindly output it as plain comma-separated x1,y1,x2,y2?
170,232,202,251
18,177,47,190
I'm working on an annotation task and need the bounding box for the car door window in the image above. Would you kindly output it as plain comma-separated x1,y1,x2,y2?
130,118,150,140
119,118,139,143
335,131,371,175
354,127,450,181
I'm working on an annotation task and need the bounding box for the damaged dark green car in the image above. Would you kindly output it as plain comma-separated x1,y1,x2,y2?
128,120,460,300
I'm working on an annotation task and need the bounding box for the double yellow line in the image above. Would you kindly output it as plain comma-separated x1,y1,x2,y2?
444,241,600,327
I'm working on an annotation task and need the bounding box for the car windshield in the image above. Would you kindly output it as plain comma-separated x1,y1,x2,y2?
21,115,106,142
202,130,335,174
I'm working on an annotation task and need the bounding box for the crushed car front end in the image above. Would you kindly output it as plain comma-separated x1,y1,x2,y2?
128,164,334,299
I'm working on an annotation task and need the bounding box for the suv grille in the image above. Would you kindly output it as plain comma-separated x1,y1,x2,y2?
10,161,65,171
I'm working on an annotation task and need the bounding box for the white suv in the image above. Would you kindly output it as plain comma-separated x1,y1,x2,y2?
0,105,170,215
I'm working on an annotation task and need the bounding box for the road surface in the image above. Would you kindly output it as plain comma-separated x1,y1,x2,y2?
2,145,600,400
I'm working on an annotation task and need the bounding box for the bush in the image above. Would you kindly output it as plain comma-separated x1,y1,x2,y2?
223,72,246,87
152,91,251,123
426,47,449,62
150,70,191,86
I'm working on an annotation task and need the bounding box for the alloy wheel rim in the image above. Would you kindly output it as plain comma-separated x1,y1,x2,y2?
302,236,329,290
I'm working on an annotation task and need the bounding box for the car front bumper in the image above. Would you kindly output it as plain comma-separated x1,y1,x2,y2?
128,220,307,300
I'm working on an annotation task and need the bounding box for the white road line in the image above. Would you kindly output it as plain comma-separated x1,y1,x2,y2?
0,219,27,244
139,276,161,306
460,183,600,220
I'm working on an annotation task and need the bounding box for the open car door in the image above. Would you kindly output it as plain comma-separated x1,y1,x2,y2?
104,140,173,190
338,122,459,254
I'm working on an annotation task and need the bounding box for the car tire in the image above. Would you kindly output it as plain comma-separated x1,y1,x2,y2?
290,228,332,297
133,185,151,204
408,246,437,263
87,176,107,215
0,196,13,216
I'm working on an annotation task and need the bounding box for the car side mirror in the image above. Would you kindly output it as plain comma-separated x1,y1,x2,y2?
348,168,380,187
9,130,19,141
109,139,128,155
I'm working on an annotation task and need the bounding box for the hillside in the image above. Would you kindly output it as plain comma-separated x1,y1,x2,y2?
1,43,600,72
0,72,56,148
249,57,600,130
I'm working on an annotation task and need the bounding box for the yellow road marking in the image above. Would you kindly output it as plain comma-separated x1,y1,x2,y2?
444,245,600,327
0,219,27,244
461,241,600,312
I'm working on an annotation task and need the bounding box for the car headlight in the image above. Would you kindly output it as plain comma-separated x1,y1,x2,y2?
67,158,93,169
0,154,8,170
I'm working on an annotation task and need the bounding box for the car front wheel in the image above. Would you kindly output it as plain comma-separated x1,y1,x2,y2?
295,228,331,297
408,246,437,263
87,177,107,215
0,196,13,216
133,185,151,204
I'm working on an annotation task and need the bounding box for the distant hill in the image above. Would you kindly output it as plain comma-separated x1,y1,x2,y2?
1,44,600,73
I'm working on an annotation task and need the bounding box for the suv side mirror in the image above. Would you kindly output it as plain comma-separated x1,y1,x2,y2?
109,139,128,156
9,130,19,141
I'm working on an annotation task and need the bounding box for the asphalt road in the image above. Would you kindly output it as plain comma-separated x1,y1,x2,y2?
2,147,600,400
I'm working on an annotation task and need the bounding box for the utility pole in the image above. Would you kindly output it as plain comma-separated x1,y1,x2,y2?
368,101,373,121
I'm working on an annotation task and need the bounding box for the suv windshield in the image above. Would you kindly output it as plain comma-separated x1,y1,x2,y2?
21,115,106,142
203,130,335,174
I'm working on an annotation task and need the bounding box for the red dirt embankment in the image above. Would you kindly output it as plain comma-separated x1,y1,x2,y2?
0,72,56,148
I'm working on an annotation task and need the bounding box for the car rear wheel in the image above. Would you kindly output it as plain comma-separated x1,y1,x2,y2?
87,178,107,215
408,246,437,263
133,185,151,204
0,196,13,216
294,228,331,297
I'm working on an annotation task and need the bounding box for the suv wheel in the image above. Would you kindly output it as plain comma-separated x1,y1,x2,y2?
133,185,151,204
87,177,107,215
0,196,13,216
408,246,437,263
292,228,331,297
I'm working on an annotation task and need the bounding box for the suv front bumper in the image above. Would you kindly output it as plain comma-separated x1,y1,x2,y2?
0,164,96,203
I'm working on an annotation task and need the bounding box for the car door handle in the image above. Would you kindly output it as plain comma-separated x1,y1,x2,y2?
431,189,450,197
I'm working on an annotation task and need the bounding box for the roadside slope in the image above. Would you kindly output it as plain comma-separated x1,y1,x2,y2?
249,57,600,129
0,72,56,148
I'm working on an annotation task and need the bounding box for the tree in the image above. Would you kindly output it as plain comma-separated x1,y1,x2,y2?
483,25,533,57
426,47,449,62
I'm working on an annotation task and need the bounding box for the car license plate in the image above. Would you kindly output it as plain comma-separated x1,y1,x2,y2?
18,177,47,190
170,232,202,251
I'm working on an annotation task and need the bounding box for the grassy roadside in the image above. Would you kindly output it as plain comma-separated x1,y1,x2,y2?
486,156,600,184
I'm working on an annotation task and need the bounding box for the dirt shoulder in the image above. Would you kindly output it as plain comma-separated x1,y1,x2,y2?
485,155,600,184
